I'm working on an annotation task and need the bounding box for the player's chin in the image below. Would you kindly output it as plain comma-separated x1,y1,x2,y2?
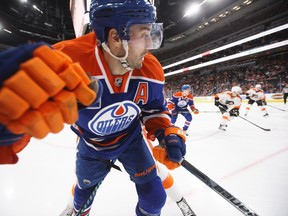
133,59,144,69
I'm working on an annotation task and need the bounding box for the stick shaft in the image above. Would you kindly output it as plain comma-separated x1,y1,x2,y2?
267,104,286,111
238,116,270,131
181,159,259,216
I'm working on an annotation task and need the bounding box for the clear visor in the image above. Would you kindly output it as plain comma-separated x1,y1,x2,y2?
149,23,163,49
128,23,163,50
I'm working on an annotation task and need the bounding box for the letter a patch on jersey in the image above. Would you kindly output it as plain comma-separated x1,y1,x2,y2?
134,82,148,105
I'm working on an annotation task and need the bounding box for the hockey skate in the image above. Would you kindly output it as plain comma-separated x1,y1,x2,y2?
184,130,189,136
263,113,269,117
176,197,196,216
218,124,227,131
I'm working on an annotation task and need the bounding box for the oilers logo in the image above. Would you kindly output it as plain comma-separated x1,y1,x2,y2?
88,101,141,135
177,100,188,108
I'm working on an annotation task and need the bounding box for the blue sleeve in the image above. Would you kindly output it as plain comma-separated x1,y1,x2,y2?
0,124,24,146
0,42,48,85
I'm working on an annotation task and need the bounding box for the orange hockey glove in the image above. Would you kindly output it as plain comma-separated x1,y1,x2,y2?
152,126,186,170
190,106,199,114
153,146,181,170
0,43,99,139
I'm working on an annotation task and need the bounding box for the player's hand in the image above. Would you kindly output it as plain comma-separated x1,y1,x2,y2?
229,108,239,117
214,98,220,107
152,126,186,170
192,108,199,114
0,43,99,139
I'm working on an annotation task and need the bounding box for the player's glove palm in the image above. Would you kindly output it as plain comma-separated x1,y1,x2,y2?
0,43,100,139
152,126,186,170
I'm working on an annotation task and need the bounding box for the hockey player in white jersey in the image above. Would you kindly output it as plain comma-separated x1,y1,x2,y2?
244,84,268,117
214,86,242,131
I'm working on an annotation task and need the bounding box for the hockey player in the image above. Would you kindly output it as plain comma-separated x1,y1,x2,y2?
245,84,268,117
0,1,187,216
61,127,196,216
214,86,242,131
167,84,199,136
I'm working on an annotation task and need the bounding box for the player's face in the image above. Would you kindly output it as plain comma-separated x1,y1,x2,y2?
126,24,154,69
182,89,190,96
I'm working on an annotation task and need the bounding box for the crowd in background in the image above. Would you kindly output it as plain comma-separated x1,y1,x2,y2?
164,52,288,98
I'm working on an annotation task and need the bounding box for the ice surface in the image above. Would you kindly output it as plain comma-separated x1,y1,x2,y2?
1,102,287,216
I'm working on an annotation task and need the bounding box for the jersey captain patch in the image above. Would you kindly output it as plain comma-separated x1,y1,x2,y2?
88,101,141,135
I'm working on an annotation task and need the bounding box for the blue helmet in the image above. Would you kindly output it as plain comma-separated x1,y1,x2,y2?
181,84,191,91
90,0,157,45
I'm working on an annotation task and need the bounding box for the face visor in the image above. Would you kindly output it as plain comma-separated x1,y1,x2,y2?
128,23,163,50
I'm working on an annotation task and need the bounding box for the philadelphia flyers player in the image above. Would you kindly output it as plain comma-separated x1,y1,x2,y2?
244,84,268,117
0,1,187,216
167,84,199,136
214,86,242,131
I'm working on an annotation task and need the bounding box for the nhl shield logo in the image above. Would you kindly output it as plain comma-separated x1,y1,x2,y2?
115,78,122,87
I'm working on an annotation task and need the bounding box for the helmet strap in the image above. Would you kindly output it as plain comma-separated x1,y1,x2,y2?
101,40,132,70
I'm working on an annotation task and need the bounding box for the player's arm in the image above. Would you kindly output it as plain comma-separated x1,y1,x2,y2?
143,104,186,170
0,43,102,164
187,94,198,114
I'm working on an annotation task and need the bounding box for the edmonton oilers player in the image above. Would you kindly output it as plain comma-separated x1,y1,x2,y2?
0,0,187,215
168,84,199,136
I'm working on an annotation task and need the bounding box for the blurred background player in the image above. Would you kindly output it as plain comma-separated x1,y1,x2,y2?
282,83,288,105
214,86,242,131
167,84,199,136
245,84,268,117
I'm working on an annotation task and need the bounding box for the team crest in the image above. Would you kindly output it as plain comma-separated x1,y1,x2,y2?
88,101,141,135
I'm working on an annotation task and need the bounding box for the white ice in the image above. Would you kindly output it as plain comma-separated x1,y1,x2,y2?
0,102,288,216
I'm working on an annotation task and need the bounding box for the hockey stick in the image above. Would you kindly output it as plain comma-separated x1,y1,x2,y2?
199,110,220,113
181,159,259,216
75,180,103,216
267,104,286,112
238,116,271,131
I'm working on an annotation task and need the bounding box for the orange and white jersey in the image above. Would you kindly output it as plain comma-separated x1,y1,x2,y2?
215,91,242,111
246,88,265,101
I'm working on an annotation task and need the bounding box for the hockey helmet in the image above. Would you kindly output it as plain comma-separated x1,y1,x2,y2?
89,0,163,49
255,84,261,89
181,84,191,91
231,86,242,94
